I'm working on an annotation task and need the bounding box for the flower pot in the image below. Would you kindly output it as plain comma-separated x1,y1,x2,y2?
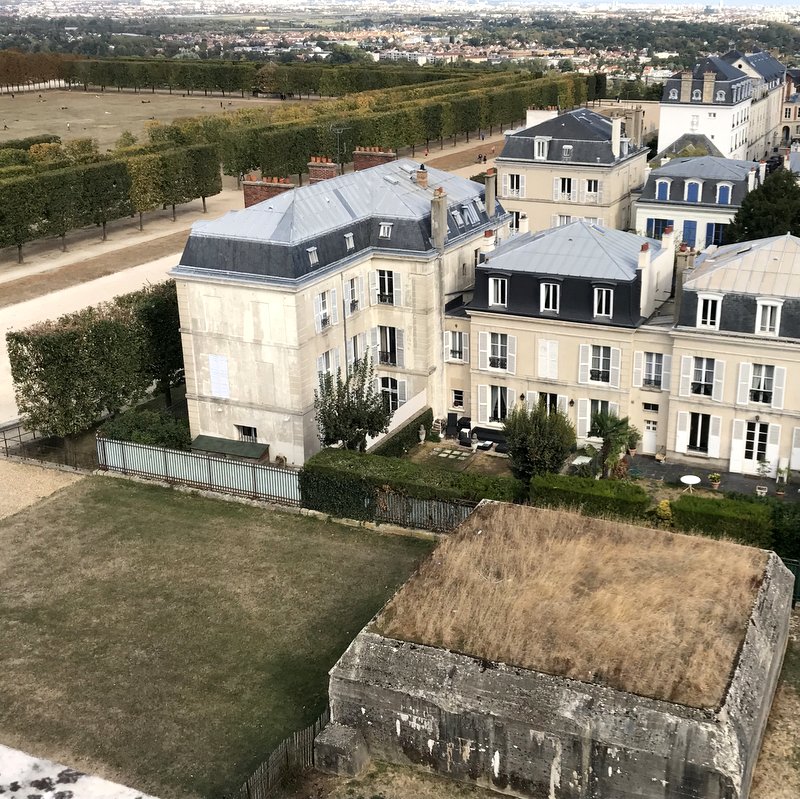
628,448,637,457
710,481,720,490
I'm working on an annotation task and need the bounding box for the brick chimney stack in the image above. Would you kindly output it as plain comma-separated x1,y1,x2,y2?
416,163,428,189
242,174,294,208
352,146,397,172
308,156,340,184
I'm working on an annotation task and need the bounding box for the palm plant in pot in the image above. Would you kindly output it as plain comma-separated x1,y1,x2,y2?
708,472,721,490
626,425,641,457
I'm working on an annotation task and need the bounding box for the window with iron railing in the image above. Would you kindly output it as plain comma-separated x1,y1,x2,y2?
489,356,508,370
379,350,396,366
450,349,463,361
691,357,714,396
590,369,610,383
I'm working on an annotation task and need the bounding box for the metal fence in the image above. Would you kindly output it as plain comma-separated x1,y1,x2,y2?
230,707,330,799
0,419,97,470
375,488,476,532
96,437,301,506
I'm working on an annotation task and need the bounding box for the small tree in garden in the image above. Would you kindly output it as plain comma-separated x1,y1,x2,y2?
590,409,631,479
503,402,576,483
314,357,390,451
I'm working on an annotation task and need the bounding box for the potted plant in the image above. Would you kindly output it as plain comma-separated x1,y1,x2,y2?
626,425,641,457
708,472,721,490
776,465,790,496
756,459,770,496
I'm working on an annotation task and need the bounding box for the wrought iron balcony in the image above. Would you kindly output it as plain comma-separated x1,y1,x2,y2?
590,369,610,382
489,356,507,370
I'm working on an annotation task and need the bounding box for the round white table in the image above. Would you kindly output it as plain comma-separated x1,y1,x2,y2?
680,475,701,493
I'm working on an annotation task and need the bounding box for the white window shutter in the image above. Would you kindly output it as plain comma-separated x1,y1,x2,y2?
712,359,725,402
610,347,621,388
766,424,781,476
358,275,365,309
552,177,560,200
538,340,549,378
551,214,559,228
313,293,323,334
526,391,537,410
661,355,672,392
393,271,402,307
462,333,469,363
316,354,324,377
330,288,339,325
577,399,589,438
675,411,690,454
708,416,721,458
736,362,751,406
478,384,489,424
609,402,619,416
579,182,586,203
578,344,590,384
679,355,692,397
501,173,508,196
346,337,354,365
548,340,558,379
443,331,452,363
632,351,643,388
369,271,378,305
208,354,230,398
772,366,786,410
729,419,746,473
358,332,366,362
557,394,568,414
597,181,605,204
570,184,577,202
396,328,405,368
369,327,379,363
344,281,352,318
372,377,380,396
507,335,517,375
791,427,800,470
478,331,488,370
333,347,341,374
519,174,526,199
398,380,407,406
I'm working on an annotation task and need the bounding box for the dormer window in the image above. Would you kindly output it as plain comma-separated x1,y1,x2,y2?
489,277,507,308
534,136,549,160
561,144,573,161
655,179,670,201
691,89,701,101
716,183,732,204
462,203,479,224
669,88,678,100
451,208,465,227
685,181,702,202
715,90,725,102
307,246,319,266
756,299,783,336
696,293,722,330
344,232,355,251
378,222,393,239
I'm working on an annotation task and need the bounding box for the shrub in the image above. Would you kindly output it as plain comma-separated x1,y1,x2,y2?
0,148,29,167
654,499,672,522
772,502,800,561
371,408,433,457
671,494,773,549
100,409,191,450
530,474,650,520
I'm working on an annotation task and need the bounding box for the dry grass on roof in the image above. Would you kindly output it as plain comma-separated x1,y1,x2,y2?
375,504,768,709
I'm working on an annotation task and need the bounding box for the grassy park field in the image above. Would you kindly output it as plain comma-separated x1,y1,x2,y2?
0,473,431,798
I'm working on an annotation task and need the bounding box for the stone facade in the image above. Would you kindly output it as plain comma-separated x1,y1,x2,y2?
321,553,793,799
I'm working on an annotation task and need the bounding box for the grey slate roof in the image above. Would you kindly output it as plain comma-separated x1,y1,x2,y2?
661,56,749,105
722,50,785,84
638,156,757,207
653,133,725,161
482,219,659,282
498,108,644,165
176,159,497,282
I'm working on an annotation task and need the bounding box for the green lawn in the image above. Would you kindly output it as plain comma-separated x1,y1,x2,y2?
0,477,432,799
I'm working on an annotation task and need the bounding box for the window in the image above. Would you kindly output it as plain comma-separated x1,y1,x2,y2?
378,222,393,239
462,203,479,225
643,402,660,413
668,88,678,100
716,184,731,204
377,270,394,304
489,333,508,370
691,89,701,101
705,222,727,247
307,246,319,266
562,144,573,161
235,425,257,443
540,282,560,313
690,114,699,132
688,412,711,453
750,364,775,404
594,287,613,318
349,334,361,364
716,90,725,102
586,179,599,195
557,214,572,227
745,421,768,462
590,345,611,383
590,399,610,417
451,207,465,227
489,277,507,307
490,385,508,422
381,377,400,412
509,210,521,232
691,357,715,396
315,289,337,331
344,232,355,251
756,300,781,335
785,107,792,119
696,295,720,329
317,348,338,378
378,326,398,366
539,393,558,415
347,277,359,313
655,180,670,201
452,389,464,408
685,181,701,202
508,174,522,196
450,331,466,361
645,218,674,239
560,177,573,197
643,352,663,389
534,137,549,160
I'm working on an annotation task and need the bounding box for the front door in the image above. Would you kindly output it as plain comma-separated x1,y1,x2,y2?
743,421,769,475
642,419,658,455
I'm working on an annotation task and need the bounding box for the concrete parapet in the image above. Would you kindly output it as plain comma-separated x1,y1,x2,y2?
315,723,370,777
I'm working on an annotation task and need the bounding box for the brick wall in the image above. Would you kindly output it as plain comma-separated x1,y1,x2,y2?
352,147,398,172
242,175,293,208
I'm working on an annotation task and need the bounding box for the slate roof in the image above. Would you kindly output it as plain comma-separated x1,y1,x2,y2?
653,133,725,161
176,159,497,282
722,50,785,84
638,156,758,207
498,108,644,165
661,56,750,105
481,219,659,282
687,234,800,297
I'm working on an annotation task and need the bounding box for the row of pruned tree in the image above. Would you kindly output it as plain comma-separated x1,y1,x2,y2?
7,281,184,442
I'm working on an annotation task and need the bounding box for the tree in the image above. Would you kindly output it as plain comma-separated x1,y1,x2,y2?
503,402,576,483
727,169,800,243
590,410,631,479
314,357,390,451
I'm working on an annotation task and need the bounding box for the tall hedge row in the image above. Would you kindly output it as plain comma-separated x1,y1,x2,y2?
371,408,434,458
530,474,651,520
671,495,774,550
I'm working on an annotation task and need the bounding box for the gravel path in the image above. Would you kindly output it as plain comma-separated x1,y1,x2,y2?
0,459,82,520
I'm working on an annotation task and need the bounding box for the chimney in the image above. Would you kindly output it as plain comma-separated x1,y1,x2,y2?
661,224,675,254
680,71,693,103
759,159,767,184
416,163,428,189
242,175,294,208
638,241,653,317
484,167,497,218
702,70,716,103
748,167,756,192
352,146,397,172
307,156,340,184
611,117,623,159
674,243,697,323
431,187,448,252
517,213,529,235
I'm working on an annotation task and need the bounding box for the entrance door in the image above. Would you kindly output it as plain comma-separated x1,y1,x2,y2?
743,421,768,475
642,419,657,455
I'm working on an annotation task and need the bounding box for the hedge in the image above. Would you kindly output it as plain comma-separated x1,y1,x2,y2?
671,494,773,549
371,408,433,458
530,474,650,520
100,409,191,450
301,448,520,506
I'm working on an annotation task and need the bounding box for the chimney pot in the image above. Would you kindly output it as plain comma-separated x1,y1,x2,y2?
664,226,673,235
641,243,649,252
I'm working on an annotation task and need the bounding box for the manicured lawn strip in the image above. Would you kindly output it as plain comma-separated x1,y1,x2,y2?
0,478,432,799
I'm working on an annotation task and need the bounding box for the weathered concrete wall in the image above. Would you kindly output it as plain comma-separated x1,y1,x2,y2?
325,553,793,799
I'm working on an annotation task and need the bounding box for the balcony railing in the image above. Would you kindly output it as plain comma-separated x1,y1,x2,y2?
350,299,359,312
489,356,507,370
377,293,394,305
642,377,661,389
320,314,330,329
450,349,464,361
750,389,773,404
691,381,713,396
590,369,610,382
379,350,397,366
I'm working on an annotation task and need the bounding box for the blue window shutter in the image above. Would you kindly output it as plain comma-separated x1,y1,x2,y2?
656,182,668,200
646,218,655,237
718,185,730,204
705,223,714,247
686,182,699,202
682,220,697,246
